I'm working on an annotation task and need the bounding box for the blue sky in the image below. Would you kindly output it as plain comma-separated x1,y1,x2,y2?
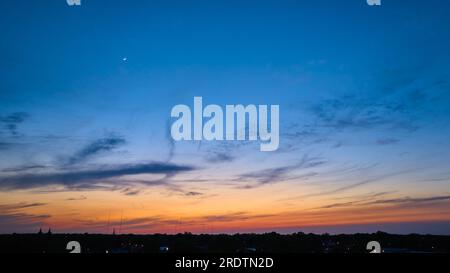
1,0,450,234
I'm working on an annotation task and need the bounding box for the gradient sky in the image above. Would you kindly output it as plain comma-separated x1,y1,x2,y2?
1,0,450,235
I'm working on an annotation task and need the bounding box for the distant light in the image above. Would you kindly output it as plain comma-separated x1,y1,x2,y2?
122,57,128,62
160,246,169,252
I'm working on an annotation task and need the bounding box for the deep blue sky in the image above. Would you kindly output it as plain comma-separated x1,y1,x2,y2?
1,0,450,234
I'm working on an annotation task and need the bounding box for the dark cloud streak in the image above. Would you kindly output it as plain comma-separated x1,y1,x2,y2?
67,135,127,165
0,162,196,191
0,112,30,136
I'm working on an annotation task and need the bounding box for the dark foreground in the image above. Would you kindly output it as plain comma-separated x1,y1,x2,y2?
1,232,450,253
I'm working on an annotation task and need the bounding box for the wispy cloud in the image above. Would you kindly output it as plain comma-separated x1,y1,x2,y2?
0,112,30,136
236,154,326,187
0,162,196,191
310,95,419,133
0,202,47,211
0,202,49,233
76,211,277,233
165,118,176,162
283,169,416,201
366,195,450,206
205,152,234,163
201,141,241,164
1,165,48,173
65,195,87,201
201,212,275,222
376,138,400,145
76,216,181,232
281,69,446,152
316,195,450,210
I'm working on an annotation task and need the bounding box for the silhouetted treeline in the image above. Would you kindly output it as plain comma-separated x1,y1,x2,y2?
1,231,449,253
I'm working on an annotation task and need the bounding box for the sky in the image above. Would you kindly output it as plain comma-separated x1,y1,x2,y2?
1,0,450,235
